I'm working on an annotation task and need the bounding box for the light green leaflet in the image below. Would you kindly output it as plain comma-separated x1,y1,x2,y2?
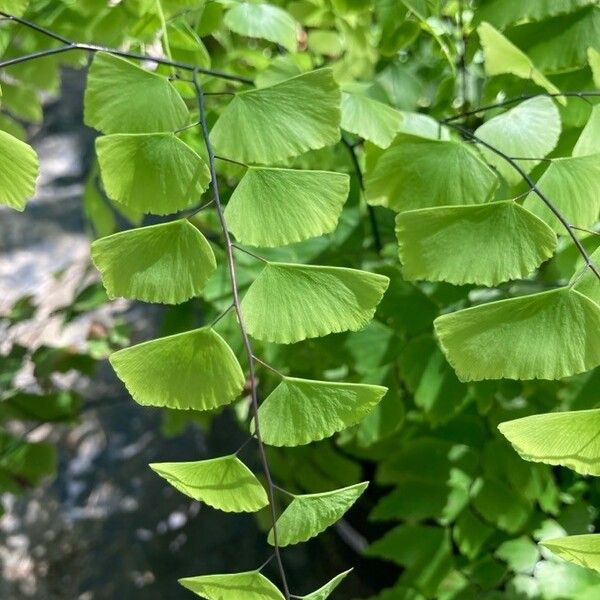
0,0,29,16
179,571,284,600
523,154,600,232
224,168,349,247
434,287,600,381
341,92,401,148
477,22,562,98
257,377,387,446
298,570,352,600
109,328,245,410
499,409,600,476
91,220,216,304
84,52,189,134
573,104,600,156
96,133,211,215
396,201,557,286
224,3,298,52
365,133,498,212
542,535,600,572
474,96,561,187
268,482,368,546
241,263,390,343
590,47,600,87
149,456,268,512
211,69,341,164
571,248,600,305
474,0,595,29
0,130,39,211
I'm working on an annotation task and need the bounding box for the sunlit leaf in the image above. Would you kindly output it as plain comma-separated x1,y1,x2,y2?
499,409,600,476
477,22,562,97
365,133,498,212
258,377,387,446
571,248,600,305
341,91,401,148
96,133,210,215
110,328,245,410
474,96,561,186
224,2,298,51
298,570,352,600
396,201,557,285
150,456,268,512
91,220,216,304
0,130,38,211
84,52,189,134
179,571,284,599
268,482,368,546
573,104,600,156
434,288,600,381
225,168,349,247
0,0,29,17
211,69,341,164
542,535,600,572
241,263,389,343
523,154,600,232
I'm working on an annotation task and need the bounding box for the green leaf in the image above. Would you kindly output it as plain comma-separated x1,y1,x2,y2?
211,69,341,164
258,377,387,446
149,456,268,512
241,263,389,343
434,287,600,381
224,168,349,247
573,104,600,157
179,571,284,599
0,130,39,211
474,96,561,187
96,133,210,215
365,134,498,212
341,92,401,148
571,248,600,305
542,535,600,572
298,570,352,600
268,481,368,546
224,3,298,52
91,220,216,304
474,0,595,29
477,22,562,97
590,47,600,86
396,201,557,286
84,52,189,134
523,154,600,232
0,0,29,17
499,409,600,476
109,328,245,410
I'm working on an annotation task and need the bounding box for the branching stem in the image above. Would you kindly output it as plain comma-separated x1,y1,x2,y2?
192,72,290,599
0,11,252,84
447,123,600,281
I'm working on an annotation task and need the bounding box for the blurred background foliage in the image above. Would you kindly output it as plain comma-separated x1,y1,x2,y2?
1,0,600,598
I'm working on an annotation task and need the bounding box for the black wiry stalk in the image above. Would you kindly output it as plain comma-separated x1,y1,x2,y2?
448,123,600,281
0,11,252,84
443,91,600,123
192,72,290,599
341,136,382,254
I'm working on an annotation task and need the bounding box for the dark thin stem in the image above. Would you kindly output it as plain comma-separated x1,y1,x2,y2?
571,225,600,237
210,302,234,327
215,155,248,168
232,244,269,263
192,71,290,600
252,355,285,378
0,11,252,84
273,484,294,497
257,553,276,572
443,91,600,123
505,156,553,162
234,436,255,456
341,136,382,254
448,123,600,281
175,121,201,133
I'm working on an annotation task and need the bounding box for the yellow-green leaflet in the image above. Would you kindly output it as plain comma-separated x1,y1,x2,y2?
150,456,268,512
242,263,389,343
179,571,284,599
109,328,245,411
91,220,216,304
268,482,368,546
211,69,341,164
